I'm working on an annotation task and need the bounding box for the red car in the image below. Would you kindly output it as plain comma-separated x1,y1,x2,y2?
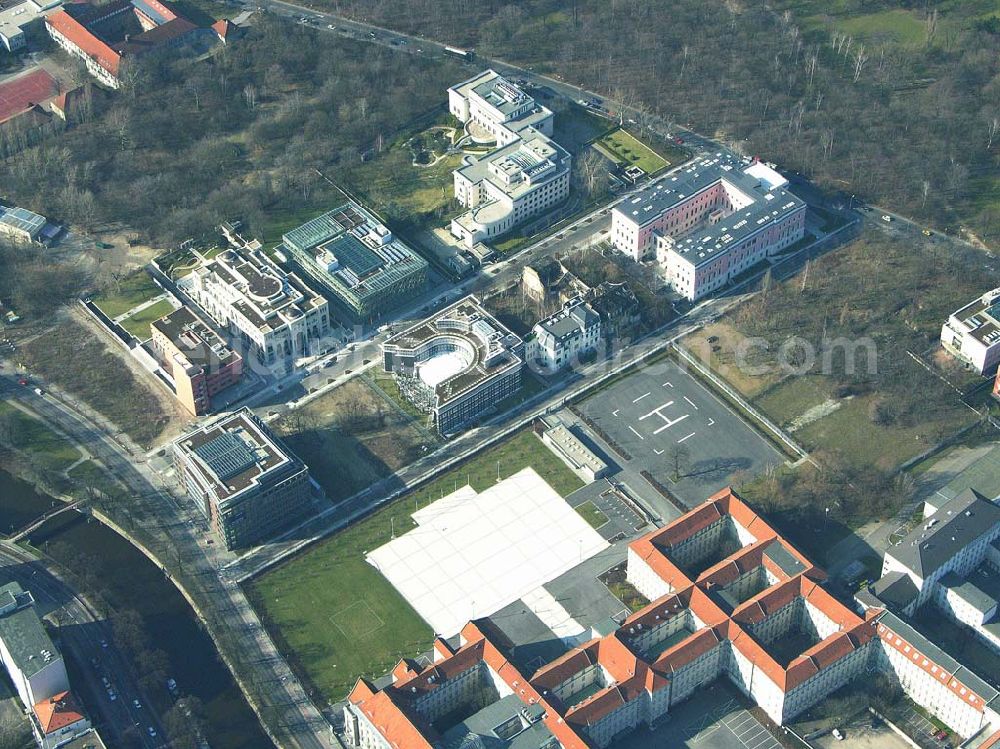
18,378,28,386
673,136,684,144
934,731,948,741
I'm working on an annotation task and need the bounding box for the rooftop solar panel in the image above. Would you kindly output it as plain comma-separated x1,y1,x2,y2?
193,432,258,481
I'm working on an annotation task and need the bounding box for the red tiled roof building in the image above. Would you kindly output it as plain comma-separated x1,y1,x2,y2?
343,488,880,749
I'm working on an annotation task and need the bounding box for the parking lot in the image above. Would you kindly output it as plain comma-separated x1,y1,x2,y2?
580,358,784,506
568,481,649,542
612,682,784,749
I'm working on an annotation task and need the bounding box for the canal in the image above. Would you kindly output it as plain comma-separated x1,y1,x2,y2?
0,468,273,749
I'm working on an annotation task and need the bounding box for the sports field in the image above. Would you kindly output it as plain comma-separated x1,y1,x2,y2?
246,429,584,700
0,68,57,123
594,128,669,174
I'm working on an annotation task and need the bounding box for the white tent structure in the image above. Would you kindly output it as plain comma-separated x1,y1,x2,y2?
367,467,607,637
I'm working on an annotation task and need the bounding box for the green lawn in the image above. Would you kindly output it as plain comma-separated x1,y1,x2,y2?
247,429,583,701
119,299,175,339
91,272,162,319
794,396,975,471
0,401,82,474
258,185,351,252
346,146,462,221
553,102,614,155
754,375,832,426
575,500,609,530
594,128,669,175
66,459,121,497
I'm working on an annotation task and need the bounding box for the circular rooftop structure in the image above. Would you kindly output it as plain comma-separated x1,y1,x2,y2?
415,341,476,388
247,274,282,301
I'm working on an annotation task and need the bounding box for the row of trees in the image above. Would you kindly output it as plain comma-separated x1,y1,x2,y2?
323,0,999,245
2,18,465,246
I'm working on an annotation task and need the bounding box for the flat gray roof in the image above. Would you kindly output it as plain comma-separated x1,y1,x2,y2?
0,582,59,679
615,154,805,267
888,489,1000,579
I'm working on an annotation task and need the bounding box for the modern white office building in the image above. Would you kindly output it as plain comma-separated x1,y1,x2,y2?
526,297,601,373
382,296,524,435
940,288,1000,375
181,245,330,366
448,70,571,248
0,0,62,51
611,156,806,301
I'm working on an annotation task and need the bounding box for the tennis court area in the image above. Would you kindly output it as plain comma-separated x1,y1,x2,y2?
0,68,58,123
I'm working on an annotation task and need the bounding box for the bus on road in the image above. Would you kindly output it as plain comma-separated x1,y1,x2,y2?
444,46,475,61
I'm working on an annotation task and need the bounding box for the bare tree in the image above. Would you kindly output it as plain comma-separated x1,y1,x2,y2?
852,44,868,83
669,444,690,481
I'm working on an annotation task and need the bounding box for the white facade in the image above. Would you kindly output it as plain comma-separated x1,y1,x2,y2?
527,297,601,373
183,247,330,366
940,288,1000,375
44,18,119,89
447,70,571,248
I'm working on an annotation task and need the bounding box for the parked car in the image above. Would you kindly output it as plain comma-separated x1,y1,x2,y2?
935,730,948,741
832,729,844,741
881,214,892,222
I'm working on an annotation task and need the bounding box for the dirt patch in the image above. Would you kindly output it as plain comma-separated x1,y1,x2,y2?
681,321,782,398
788,398,847,433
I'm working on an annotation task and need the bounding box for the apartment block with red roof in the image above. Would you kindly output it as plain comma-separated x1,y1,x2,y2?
33,691,90,749
45,0,215,89
343,488,881,749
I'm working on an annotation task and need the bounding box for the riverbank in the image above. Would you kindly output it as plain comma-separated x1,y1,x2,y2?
0,467,271,749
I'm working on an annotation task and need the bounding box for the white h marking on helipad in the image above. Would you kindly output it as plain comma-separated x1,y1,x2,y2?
639,401,673,421
653,414,689,435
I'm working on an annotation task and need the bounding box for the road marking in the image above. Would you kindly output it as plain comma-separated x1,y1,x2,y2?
677,431,696,443
612,409,620,417
633,392,651,403
652,414,688,434
683,396,699,410
663,381,673,388
653,448,664,455
628,425,644,440
639,401,673,421
706,418,715,426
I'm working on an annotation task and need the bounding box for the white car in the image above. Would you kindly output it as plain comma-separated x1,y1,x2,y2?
881,214,892,223
832,728,845,741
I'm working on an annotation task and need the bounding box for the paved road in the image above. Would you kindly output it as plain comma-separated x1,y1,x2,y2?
0,376,335,749
0,540,164,749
